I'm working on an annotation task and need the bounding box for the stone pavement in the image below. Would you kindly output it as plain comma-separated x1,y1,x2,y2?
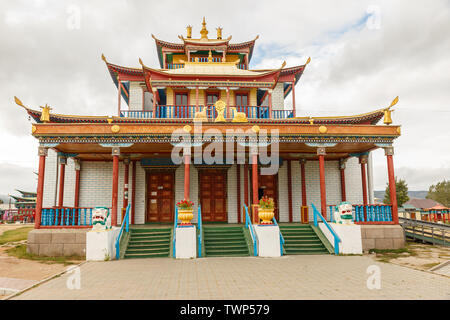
0,277,37,296
11,255,450,300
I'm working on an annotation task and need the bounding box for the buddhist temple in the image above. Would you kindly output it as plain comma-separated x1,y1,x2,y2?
17,19,405,258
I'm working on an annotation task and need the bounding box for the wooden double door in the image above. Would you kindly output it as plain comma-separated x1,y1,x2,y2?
146,171,175,222
199,169,227,222
258,173,279,221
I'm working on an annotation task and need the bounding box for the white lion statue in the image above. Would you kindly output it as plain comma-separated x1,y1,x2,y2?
92,207,111,230
334,202,354,225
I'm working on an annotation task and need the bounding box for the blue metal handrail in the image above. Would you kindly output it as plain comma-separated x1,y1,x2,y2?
197,205,202,258
115,203,131,260
312,203,341,255
244,205,258,256
172,206,178,258
271,216,285,256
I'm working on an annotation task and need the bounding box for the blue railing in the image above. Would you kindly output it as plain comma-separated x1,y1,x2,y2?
119,106,297,120
312,203,341,255
167,63,184,69
115,203,131,260
328,204,393,223
197,205,203,258
172,206,178,258
41,207,94,227
244,205,258,256
271,216,285,256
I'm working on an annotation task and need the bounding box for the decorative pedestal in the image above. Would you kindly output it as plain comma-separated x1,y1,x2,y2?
86,227,120,261
254,225,281,257
319,223,362,254
175,225,196,259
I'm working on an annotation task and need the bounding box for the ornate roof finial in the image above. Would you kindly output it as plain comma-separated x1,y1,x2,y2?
40,104,52,123
208,50,213,62
216,27,223,39
200,17,208,40
186,25,192,39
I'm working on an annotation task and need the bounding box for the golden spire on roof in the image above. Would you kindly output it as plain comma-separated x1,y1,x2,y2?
200,17,208,40
186,25,192,39
216,27,222,39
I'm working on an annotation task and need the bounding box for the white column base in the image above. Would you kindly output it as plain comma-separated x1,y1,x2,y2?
319,223,363,254
254,225,281,257
86,227,121,261
175,225,196,259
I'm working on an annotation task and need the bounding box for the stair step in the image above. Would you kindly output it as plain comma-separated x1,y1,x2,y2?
131,228,171,233
124,252,169,259
130,235,171,241
205,244,248,249
127,243,169,249
126,248,169,254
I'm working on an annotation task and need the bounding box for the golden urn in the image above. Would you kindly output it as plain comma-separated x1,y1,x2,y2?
178,209,194,224
258,208,274,224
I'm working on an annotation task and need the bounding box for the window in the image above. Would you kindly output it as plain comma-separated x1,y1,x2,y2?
206,93,219,105
175,93,188,106
235,93,248,106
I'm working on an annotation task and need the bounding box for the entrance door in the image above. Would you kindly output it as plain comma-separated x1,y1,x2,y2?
146,171,175,222
259,173,279,220
199,169,227,222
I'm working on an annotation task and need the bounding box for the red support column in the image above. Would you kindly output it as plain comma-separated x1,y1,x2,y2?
385,147,399,224
58,156,67,207
287,160,293,222
74,159,81,208
195,86,199,113
131,160,136,225
226,88,230,118
291,80,296,118
111,147,120,227
300,159,308,223
268,90,273,119
251,149,259,224
237,164,241,223
339,159,347,202
123,158,130,209
317,148,327,219
360,155,369,220
184,148,191,201
244,163,249,207
152,88,157,118
35,147,47,229
117,75,121,116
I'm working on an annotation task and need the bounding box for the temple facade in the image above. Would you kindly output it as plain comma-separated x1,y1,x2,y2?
18,19,404,257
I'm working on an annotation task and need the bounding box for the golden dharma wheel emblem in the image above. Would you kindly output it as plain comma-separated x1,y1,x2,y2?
318,126,328,134
183,125,192,133
32,125,36,134
251,125,260,133
111,125,120,133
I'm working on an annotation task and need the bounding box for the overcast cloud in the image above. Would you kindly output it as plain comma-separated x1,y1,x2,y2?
0,0,449,195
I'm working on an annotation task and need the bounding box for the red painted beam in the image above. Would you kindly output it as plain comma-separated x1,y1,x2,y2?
386,153,399,224
340,167,346,202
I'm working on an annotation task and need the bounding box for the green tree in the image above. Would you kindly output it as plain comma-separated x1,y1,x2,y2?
426,180,450,207
383,177,409,207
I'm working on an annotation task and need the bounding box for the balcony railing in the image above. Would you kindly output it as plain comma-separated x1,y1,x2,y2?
41,207,97,228
328,204,394,224
120,106,294,120
167,63,184,69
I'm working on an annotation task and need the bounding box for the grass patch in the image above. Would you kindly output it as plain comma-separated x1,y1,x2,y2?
422,262,441,269
6,244,84,266
0,227,33,245
369,245,417,263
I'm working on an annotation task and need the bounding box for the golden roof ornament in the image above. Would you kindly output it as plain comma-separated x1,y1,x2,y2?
383,96,399,125
208,50,213,63
200,17,208,40
40,104,52,123
214,100,226,122
186,25,192,39
216,27,223,39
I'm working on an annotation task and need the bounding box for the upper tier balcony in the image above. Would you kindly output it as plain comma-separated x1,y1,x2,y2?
166,62,248,70
119,105,294,120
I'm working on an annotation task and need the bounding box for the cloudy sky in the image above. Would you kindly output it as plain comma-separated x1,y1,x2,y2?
0,0,449,196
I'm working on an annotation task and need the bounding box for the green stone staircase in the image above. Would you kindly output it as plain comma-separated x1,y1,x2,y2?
203,226,250,257
124,228,171,259
280,224,332,255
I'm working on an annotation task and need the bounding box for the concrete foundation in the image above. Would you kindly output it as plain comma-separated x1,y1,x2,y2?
27,229,88,257
361,225,405,251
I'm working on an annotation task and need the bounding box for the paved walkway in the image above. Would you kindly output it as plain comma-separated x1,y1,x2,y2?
0,277,37,295
11,255,450,300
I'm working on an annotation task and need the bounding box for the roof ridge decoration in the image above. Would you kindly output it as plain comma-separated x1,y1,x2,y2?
383,96,399,125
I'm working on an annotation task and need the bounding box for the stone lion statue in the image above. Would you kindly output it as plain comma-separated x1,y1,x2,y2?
334,202,354,225
92,207,111,230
